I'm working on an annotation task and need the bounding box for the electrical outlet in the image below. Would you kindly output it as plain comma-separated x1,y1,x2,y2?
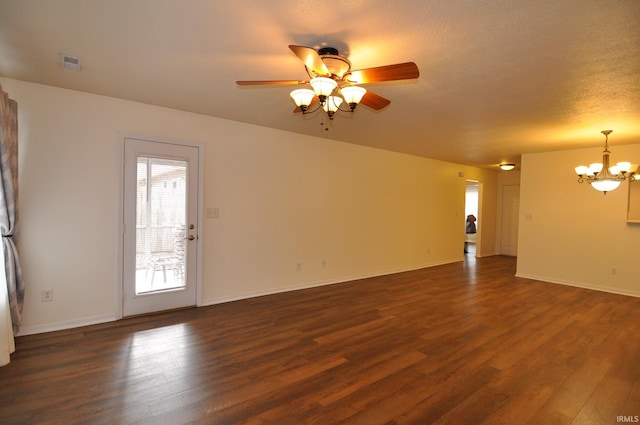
296,263,302,272
42,288,53,302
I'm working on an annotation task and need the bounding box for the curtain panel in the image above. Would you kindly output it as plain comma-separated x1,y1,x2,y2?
0,84,24,366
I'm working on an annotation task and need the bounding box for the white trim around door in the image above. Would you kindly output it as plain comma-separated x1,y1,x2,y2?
117,134,203,318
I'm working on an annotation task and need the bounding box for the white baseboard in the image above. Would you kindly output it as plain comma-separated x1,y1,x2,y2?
17,314,117,336
201,259,462,307
515,272,640,298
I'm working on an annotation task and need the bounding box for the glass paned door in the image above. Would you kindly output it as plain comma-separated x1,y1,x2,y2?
123,138,199,316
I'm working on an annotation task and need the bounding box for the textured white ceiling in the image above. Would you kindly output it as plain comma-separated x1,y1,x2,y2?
1,0,639,167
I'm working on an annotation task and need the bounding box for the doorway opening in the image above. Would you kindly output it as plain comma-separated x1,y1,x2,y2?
465,181,479,257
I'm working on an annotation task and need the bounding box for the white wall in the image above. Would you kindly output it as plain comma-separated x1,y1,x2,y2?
518,146,640,297
2,78,500,334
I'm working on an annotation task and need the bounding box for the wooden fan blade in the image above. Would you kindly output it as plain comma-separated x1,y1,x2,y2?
293,96,319,113
346,62,419,84
359,91,391,110
236,80,308,86
289,45,330,77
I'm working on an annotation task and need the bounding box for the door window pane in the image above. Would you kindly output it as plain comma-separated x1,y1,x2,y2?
135,157,187,294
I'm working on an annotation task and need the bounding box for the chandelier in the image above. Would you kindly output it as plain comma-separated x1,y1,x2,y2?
290,77,367,120
574,130,639,194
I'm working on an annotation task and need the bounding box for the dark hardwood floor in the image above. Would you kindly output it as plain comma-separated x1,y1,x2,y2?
1,255,639,424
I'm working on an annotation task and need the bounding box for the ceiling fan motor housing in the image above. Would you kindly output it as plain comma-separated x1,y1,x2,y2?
309,47,352,79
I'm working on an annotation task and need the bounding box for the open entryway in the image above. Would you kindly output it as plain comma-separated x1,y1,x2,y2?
122,138,201,317
464,180,479,256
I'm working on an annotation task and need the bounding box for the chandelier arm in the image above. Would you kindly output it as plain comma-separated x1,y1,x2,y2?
335,102,356,113
300,102,323,115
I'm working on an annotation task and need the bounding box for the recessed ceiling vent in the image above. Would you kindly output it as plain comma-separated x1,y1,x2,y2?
60,54,81,70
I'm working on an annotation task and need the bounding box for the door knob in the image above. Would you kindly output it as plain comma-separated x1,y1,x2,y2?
187,235,195,241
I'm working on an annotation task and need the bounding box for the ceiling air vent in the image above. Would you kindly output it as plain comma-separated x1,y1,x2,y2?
60,54,81,70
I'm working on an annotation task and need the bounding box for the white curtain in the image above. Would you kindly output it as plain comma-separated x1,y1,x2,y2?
1,243,13,366
0,84,23,367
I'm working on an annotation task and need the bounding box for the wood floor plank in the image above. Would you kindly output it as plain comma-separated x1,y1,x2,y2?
546,355,613,418
1,256,639,424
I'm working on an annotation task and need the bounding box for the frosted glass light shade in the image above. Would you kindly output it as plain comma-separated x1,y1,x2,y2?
616,161,632,173
591,179,621,192
340,86,367,104
290,89,315,107
310,77,337,97
575,165,589,175
323,96,343,113
589,163,603,173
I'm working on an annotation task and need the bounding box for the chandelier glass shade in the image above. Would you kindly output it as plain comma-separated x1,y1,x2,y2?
309,77,337,101
574,130,639,194
340,86,367,108
322,95,343,119
290,77,367,120
289,89,315,112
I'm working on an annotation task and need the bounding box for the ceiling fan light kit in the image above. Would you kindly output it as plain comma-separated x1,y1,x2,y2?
237,44,419,123
574,130,639,194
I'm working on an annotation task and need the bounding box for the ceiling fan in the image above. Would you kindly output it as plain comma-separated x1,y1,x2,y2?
236,45,419,119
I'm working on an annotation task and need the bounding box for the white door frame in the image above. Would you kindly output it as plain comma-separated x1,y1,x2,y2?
115,133,203,319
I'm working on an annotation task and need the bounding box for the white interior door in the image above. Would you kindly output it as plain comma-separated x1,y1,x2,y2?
500,185,520,256
123,138,200,316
